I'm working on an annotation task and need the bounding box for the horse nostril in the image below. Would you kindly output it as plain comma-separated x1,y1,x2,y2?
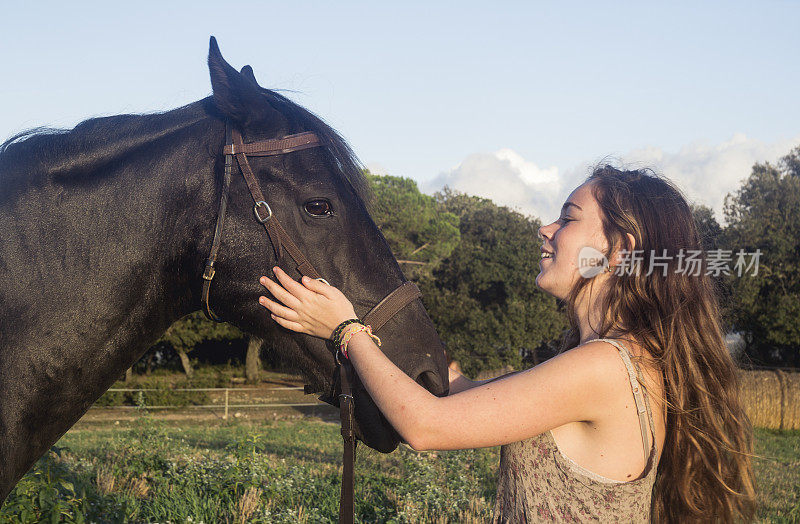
415,370,444,396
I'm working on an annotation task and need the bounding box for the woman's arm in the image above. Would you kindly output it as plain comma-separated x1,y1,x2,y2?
259,268,625,451
448,366,521,395
339,331,618,451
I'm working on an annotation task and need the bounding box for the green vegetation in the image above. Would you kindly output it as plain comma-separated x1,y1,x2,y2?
157,311,245,377
753,428,800,522
367,177,567,374
423,189,566,375
1,417,497,523
722,146,800,367
366,173,461,280
2,417,797,523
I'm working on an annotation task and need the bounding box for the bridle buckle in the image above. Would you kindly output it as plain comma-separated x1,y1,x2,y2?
254,201,273,223
202,261,216,281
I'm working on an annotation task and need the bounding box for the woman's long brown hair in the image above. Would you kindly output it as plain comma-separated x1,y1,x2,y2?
561,166,756,522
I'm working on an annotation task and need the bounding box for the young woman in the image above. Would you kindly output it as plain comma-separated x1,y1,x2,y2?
258,166,756,522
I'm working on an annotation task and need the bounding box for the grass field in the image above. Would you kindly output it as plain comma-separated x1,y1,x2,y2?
1,414,798,522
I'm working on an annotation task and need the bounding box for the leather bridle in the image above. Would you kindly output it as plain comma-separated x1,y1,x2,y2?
201,122,422,523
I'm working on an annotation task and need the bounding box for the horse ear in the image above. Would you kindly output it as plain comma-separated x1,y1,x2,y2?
208,37,280,129
240,65,260,87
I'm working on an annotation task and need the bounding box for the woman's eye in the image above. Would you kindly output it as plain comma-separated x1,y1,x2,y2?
304,199,333,217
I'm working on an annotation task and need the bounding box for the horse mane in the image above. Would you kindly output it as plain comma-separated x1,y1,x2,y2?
0,100,214,205
0,91,370,205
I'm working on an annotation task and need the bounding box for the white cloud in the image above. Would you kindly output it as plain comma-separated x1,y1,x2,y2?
423,149,563,221
620,134,800,223
423,134,800,224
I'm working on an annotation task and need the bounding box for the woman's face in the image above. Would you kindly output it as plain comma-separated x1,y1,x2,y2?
536,181,611,300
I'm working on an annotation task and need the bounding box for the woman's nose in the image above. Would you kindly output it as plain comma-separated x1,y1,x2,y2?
538,222,555,241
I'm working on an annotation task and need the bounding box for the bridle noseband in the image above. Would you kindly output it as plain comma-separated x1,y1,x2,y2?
201,122,422,523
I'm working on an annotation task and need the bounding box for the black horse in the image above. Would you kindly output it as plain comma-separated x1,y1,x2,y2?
0,37,448,502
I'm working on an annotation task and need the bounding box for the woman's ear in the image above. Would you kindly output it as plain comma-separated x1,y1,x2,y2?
610,233,636,266
625,233,636,253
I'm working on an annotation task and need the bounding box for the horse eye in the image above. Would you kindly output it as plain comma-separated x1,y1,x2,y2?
304,199,332,217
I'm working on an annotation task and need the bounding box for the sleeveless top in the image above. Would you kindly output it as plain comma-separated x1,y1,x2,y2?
492,338,659,523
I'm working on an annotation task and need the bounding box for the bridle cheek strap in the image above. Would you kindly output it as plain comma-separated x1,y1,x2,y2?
230,128,322,280
202,124,323,322
201,125,234,322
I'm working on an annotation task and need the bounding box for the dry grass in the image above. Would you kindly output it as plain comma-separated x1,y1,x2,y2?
95,465,116,495
234,486,262,524
94,466,149,499
739,370,800,430
125,475,150,499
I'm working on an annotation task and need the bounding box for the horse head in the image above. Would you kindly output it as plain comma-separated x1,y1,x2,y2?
200,38,449,452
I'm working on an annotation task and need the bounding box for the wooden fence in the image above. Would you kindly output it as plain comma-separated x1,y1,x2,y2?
98,386,323,420
98,370,799,430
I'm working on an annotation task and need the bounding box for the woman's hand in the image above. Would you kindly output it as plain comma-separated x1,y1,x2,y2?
258,266,357,339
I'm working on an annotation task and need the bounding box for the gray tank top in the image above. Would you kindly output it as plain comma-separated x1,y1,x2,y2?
492,338,658,523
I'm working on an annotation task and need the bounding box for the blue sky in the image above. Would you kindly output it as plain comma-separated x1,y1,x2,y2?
2,1,798,222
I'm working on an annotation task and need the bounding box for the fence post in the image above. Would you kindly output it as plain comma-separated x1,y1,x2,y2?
224,388,229,420
774,370,786,430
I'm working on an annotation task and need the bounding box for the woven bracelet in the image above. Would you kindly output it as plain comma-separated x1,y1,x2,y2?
330,318,362,347
339,324,381,360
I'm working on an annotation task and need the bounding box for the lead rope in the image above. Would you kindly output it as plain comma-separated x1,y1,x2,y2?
339,361,356,524
200,123,354,521
329,283,421,523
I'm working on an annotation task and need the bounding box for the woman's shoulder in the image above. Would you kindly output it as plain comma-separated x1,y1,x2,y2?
557,337,661,397
537,339,645,403
571,337,654,365
557,337,638,371
571,337,666,449
582,337,661,383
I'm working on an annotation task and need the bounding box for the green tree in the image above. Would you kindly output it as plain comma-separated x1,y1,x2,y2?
690,203,734,323
691,203,722,252
423,188,566,376
158,312,244,377
367,173,460,279
722,146,800,366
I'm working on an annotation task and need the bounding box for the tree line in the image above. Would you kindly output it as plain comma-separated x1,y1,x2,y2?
144,146,800,378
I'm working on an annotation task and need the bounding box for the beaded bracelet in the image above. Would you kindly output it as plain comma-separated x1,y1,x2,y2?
339,324,381,360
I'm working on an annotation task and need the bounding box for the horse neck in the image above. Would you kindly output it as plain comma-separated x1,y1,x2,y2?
0,104,224,495
4,102,221,329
